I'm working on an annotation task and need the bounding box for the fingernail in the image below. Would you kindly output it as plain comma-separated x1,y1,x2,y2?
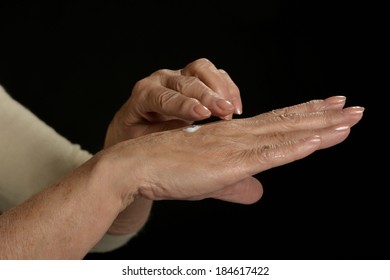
334,125,350,131
325,96,346,104
343,106,365,114
216,99,234,111
220,114,233,121
193,104,211,117
235,107,242,115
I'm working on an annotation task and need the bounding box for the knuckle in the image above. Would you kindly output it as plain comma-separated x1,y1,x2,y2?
176,76,199,93
185,58,213,72
193,57,212,68
153,69,171,76
132,78,148,93
253,145,274,163
254,143,286,163
305,99,327,111
271,108,287,116
157,90,178,107
177,76,217,102
259,144,273,158
275,113,302,127
131,78,151,101
270,131,290,143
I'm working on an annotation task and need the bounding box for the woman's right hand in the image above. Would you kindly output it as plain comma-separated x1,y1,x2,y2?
104,58,241,147
97,96,364,208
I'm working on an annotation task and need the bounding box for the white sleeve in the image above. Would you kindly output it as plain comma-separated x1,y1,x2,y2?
0,85,135,253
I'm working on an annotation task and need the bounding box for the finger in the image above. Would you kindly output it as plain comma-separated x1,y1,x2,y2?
164,74,235,119
218,69,243,115
181,58,242,116
131,80,212,121
316,125,351,149
260,96,347,120
242,135,323,177
256,125,352,150
243,106,364,134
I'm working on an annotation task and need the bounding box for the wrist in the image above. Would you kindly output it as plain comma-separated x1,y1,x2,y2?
107,196,153,235
91,143,153,237
90,143,142,212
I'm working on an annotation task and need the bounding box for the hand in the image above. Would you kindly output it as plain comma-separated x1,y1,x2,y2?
104,58,242,235
0,96,363,259
101,96,363,207
104,58,242,147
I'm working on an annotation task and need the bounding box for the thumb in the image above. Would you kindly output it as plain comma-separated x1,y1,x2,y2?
210,176,264,205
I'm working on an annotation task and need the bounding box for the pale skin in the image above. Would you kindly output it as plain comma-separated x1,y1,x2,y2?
0,58,364,259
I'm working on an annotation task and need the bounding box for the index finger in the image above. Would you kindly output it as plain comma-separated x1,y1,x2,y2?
266,96,347,116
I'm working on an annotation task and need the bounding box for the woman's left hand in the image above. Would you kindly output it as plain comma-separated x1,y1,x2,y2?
103,58,242,235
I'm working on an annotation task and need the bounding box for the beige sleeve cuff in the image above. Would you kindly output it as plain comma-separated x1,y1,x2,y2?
0,85,136,253
90,232,137,253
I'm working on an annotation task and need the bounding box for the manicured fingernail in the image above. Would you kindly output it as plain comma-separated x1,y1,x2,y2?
325,96,346,104
343,106,365,114
216,99,234,111
334,125,350,131
221,114,233,121
235,107,242,115
193,104,211,117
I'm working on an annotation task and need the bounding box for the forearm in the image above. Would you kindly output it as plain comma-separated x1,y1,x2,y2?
0,85,144,253
0,155,125,259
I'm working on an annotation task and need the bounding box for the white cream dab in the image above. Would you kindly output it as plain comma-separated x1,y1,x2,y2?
182,125,201,133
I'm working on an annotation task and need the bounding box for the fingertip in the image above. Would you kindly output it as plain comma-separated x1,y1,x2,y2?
230,93,242,115
220,113,233,121
231,98,242,115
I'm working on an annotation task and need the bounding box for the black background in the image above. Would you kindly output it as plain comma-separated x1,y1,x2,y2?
0,1,385,260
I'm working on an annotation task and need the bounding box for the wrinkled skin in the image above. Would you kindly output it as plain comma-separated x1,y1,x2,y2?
104,58,243,234
0,58,364,259
103,58,363,235
101,98,363,209
104,58,242,147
